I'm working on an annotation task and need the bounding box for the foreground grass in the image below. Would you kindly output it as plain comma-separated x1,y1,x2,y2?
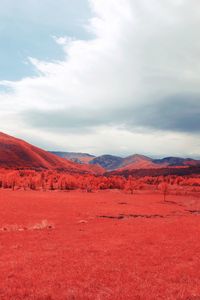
0,190,200,300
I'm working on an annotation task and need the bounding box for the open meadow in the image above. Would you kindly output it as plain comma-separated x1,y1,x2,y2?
0,189,200,300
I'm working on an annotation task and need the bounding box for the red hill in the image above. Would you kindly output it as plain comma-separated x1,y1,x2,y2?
119,154,164,170
0,132,100,173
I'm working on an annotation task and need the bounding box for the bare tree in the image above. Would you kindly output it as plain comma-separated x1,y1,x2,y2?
159,182,169,202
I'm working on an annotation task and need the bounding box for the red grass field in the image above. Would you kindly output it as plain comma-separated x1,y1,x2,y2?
0,189,200,300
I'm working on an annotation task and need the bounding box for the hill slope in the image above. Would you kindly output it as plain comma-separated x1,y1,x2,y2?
118,154,164,170
153,157,199,167
89,155,123,171
0,132,98,173
50,151,95,164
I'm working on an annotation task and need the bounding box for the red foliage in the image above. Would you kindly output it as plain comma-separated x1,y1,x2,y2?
1,189,200,299
0,168,200,195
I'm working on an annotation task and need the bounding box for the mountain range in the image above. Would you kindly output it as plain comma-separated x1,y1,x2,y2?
0,132,199,175
50,151,200,171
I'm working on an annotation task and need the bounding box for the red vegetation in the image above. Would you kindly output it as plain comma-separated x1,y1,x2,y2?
0,189,200,299
0,168,200,195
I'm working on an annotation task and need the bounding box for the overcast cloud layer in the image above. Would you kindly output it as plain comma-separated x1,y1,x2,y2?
0,0,200,157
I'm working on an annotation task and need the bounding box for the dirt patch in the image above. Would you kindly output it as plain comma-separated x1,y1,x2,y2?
186,210,200,215
0,219,54,232
97,214,164,220
98,215,125,220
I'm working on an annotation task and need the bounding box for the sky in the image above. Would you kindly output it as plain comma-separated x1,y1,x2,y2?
0,0,200,158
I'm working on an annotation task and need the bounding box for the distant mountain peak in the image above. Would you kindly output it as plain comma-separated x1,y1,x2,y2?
52,150,200,172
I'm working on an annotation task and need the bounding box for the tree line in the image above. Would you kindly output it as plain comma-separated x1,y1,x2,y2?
0,169,199,194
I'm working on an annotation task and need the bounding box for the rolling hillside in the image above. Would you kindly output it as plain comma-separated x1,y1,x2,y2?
0,132,101,173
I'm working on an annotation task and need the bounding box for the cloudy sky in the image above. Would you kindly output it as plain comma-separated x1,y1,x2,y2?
0,0,200,158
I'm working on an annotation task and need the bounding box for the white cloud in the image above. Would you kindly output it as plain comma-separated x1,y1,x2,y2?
0,0,200,156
